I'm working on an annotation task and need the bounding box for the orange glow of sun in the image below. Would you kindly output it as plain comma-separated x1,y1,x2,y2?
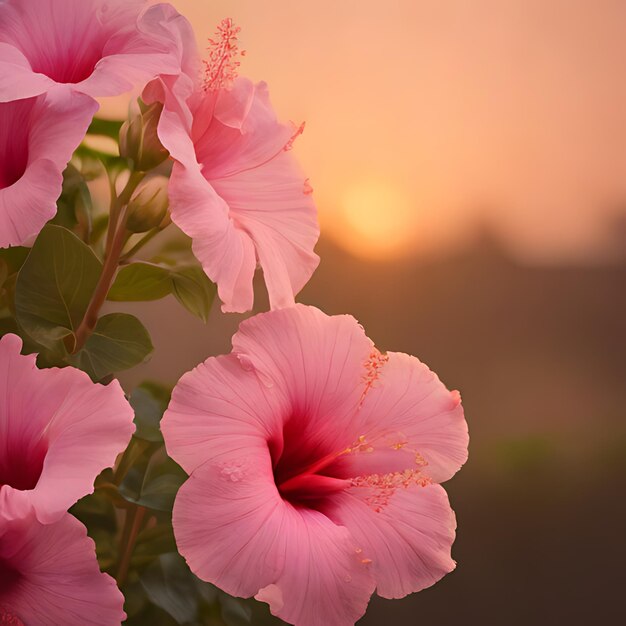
326,180,420,260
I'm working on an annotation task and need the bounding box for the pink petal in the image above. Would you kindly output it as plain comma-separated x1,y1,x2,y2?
325,484,457,599
254,508,375,626
232,305,375,457
0,90,98,247
210,150,320,310
143,74,197,165
194,79,292,180
211,77,255,130
167,161,257,312
174,458,375,626
0,0,188,99
161,353,288,475
0,512,125,625
28,88,100,166
0,334,134,524
194,80,319,310
75,3,191,98
347,352,469,483
0,159,62,249
0,43,52,102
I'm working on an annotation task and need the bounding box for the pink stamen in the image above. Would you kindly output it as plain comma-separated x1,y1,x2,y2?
351,468,432,513
360,350,389,405
284,122,305,151
203,18,244,91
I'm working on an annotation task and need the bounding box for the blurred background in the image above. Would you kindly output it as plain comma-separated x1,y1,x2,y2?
104,1,626,623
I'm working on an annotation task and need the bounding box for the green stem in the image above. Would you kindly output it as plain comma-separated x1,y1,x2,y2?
116,505,147,588
120,226,163,264
72,171,145,352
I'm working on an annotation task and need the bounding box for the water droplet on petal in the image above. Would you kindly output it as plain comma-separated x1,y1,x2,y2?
219,460,248,482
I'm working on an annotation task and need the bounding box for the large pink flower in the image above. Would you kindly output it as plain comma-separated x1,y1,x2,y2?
0,90,98,247
0,0,190,101
162,305,468,626
0,334,134,524
145,21,319,313
0,510,125,625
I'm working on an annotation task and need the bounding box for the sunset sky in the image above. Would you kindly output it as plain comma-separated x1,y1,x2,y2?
102,0,626,262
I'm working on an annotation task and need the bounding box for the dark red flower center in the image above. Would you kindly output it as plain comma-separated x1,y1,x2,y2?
270,419,350,508
0,437,47,491
0,100,33,190
0,558,22,599
29,47,103,85
269,416,432,512
11,14,107,85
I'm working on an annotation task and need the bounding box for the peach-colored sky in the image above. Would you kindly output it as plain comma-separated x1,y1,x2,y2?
103,0,626,262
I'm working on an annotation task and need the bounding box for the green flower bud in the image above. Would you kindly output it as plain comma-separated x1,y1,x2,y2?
126,177,169,233
119,101,169,172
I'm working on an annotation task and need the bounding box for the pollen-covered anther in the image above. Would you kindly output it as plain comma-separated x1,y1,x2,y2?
351,468,432,512
414,452,428,467
391,440,409,450
360,349,389,403
361,558,373,565
345,435,374,454
203,17,243,91
284,121,306,151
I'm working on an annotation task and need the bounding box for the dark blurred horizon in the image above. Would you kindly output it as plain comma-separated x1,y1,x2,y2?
117,228,626,625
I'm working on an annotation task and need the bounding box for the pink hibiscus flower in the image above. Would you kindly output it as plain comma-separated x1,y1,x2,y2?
162,305,468,626
0,90,98,247
0,0,190,101
0,510,125,625
0,334,134,524
145,20,319,313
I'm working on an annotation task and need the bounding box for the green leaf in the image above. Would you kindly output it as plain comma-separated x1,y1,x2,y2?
0,246,29,275
0,248,29,319
15,225,102,351
139,553,199,624
87,117,124,139
119,453,186,512
129,382,171,443
69,313,153,380
132,524,178,568
0,317,19,339
108,262,172,302
171,266,216,322
53,164,93,234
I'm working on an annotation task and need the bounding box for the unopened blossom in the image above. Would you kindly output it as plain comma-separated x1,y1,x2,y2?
0,334,134,524
0,510,125,625
0,0,192,102
162,305,468,626
0,90,97,247
144,20,319,313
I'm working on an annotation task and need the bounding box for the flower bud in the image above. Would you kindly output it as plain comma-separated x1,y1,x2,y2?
119,101,169,171
126,177,169,233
